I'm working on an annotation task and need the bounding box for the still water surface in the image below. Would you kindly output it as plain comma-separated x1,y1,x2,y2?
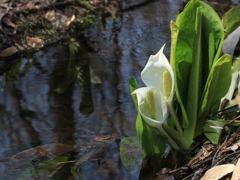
0,0,180,179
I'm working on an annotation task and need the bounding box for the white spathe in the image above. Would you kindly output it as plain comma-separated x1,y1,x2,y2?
133,86,168,127
141,44,174,102
133,85,180,149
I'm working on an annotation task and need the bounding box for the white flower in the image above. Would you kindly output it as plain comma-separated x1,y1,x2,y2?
134,86,168,126
141,44,174,102
133,86,180,149
132,44,182,149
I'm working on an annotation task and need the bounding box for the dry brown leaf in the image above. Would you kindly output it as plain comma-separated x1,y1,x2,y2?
25,1,35,10
226,142,240,152
26,36,44,49
0,0,9,3
19,0,28,3
2,17,17,29
231,159,240,180
44,10,69,29
201,164,235,180
67,15,75,26
199,145,212,161
0,46,18,57
0,3,10,8
188,144,215,166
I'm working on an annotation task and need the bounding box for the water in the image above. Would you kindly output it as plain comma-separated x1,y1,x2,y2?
0,0,181,179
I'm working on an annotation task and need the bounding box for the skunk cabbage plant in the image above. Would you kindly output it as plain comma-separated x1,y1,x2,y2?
132,45,186,150
126,0,235,164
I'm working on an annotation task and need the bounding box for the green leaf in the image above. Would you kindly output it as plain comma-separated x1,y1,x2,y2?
19,156,69,179
170,21,179,70
203,120,228,144
170,20,189,128
10,143,76,163
162,124,190,150
172,0,226,144
197,54,232,136
223,6,240,38
129,76,139,109
230,121,240,126
220,103,240,114
75,148,98,166
183,6,202,144
173,0,201,128
71,148,98,179
120,137,143,173
135,113,167,158
129,77,167,161
199,1,224,78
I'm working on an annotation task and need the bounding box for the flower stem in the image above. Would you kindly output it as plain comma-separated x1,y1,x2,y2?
167,101,183,135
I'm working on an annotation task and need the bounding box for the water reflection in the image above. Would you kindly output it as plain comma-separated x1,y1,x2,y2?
0,0,181,179
54,40,101,116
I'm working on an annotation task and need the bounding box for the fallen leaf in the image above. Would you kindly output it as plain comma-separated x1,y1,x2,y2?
231,158,240,180
0,0,9,3
225,142,240,152
0,46,18,57
18,155,69,179
92,134,121,144
201,164,235,180
2,17,17,29
10,143,76,161
188,144,215,166
67,15,75,26
120,136,142,173
25,1,35,10
14,42,25,51
0,3,10,8
26,36,44,49
44,10,69,29
19,0,28,3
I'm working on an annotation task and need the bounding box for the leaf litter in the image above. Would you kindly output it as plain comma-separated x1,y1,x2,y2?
155,128,240,180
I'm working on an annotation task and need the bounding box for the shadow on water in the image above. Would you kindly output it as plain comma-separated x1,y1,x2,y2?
0,0,182,179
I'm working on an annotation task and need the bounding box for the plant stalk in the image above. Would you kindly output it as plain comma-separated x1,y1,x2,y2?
167,101,183,135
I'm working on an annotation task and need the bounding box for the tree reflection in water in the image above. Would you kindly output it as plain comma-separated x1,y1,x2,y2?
0,0,182,179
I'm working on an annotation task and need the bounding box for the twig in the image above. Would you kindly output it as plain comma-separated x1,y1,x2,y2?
212,135,229,167
214,150,240,166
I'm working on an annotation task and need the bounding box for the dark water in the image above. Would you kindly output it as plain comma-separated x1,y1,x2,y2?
0,0,181,179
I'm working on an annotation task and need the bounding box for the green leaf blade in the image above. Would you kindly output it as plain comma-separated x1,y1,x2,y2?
183,6,203,143
223,6,240,38
120,137,143,173
135,113,168,158
199,1,224,84
197,54,232,136
129,76,139,109
162,124,190,150
204,120,228,144
173,0,202,128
